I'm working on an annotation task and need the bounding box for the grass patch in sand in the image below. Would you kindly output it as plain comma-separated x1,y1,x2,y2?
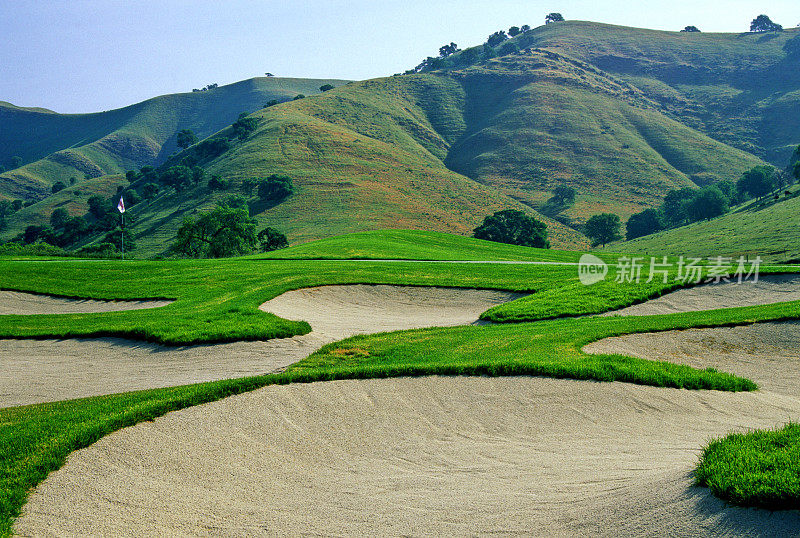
6,298,800,533
696,423,800,510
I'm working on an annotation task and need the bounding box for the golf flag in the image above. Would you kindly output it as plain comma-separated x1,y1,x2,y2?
117,196,125,214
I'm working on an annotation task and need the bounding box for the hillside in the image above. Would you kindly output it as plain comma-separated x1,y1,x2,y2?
5,21,798,255
438,21,800,165
0,77,349,200
608,190,800,262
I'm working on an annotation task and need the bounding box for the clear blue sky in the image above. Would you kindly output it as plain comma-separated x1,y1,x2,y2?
1,0,797,113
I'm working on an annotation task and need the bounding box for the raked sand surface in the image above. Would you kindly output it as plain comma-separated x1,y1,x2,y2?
0,290,173,315
13,274,800,536
0,286,525,407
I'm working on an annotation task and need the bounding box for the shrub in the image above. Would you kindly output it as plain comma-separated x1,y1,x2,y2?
258,175,294,202
473,209,549,248
258,227,289,251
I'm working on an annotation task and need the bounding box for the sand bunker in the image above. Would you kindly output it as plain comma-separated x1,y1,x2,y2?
585,320,800,398
601,273,800,316
0,286,524,407
16,376,800,536
0,290,172,315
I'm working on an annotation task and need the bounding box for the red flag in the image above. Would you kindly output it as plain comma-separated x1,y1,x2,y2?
117,196,125,214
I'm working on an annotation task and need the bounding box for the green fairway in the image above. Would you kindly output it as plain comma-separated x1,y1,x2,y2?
1,239,799,533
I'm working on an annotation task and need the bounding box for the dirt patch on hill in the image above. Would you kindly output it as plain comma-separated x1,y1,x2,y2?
16,376,800,536
0,290,173,316
0,286,523,407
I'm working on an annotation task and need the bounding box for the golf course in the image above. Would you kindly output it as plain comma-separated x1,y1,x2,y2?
0,230,798,535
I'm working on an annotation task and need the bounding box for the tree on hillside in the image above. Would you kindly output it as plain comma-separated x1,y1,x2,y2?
473,209,549,248
51,181,66,194
50,208,70,230
794,161,800,182
171,204,257,258
508,26,521,37
486,30,508,47
87,195,110,219
141,182,159,201
293,94,306,100
750,15,783,32
439,42,459,57
684,186,729,222
258,227,289,252
545,13,564,24
584,213,621,247
177,129,198,149
196,137,230,159
232,112,259,141
521,24,531,33
319,84,334,92
258,175,294,202
160,165,194,191
625,208,664,240
661,187,696,227
208,175,229,191
715,180,742,206
737,166,776,200
551,185,576,206
681,26,701,32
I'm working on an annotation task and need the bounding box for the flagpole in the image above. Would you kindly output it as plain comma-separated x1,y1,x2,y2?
121,211,124,261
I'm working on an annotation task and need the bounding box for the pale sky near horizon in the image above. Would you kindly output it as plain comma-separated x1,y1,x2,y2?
1,0,798,113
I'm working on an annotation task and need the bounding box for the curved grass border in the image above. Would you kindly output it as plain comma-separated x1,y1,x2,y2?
695,423,800,510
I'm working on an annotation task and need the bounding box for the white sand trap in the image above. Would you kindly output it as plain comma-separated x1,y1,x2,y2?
0,290,173,315
0,286,523,407
585,321,800,397
601,273,800,316
16,376,800,536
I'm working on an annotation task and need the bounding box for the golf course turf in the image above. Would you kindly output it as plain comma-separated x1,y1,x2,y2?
1,233,799,534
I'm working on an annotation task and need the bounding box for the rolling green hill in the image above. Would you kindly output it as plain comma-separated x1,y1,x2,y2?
0,77,349,200
4,20,798,255
606,190,800,262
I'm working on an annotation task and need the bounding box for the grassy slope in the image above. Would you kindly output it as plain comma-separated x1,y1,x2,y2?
509,21,800,164
0,77,349,199
258,229,596,261
118,53,759,256
441,52,762,226
608,192,800,262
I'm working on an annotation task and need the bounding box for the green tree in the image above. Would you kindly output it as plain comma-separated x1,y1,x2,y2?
160,165,194,191
87,195,109,219
208,175,229,191
11,200,23,211
499,41,520,56
508,26,521,37
551,185,576,206
232,113,259,141
264,99,280,107
584,213,621,247
293,94,306,100
258,175,294,202
473,209,549,248
125,170,138,182
141,183,159,201
51,181,66,194
319,84,334,92
680,25,701,32
750,14,782,32
240,178,257,196
104,229,136,252
685,186,729,222
258,227,289,251
171,204,257,258
520,24,531,32
625,208,664,240
715,180,741,205
661,187,697,227
191,166,205,185
196,137,230,159
0,200,12,219
545,13,565,24
50,208,70,230
737,166,776,200
486,30,508,47
176,129,198,149
438,42,458,57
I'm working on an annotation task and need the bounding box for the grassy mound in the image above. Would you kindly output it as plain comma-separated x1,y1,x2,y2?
696,423,800,510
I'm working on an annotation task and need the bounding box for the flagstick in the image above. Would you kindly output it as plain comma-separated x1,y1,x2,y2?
121,211,124,261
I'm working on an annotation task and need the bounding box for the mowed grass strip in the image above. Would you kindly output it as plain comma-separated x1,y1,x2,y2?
696,423,800,510
6,298,800,534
